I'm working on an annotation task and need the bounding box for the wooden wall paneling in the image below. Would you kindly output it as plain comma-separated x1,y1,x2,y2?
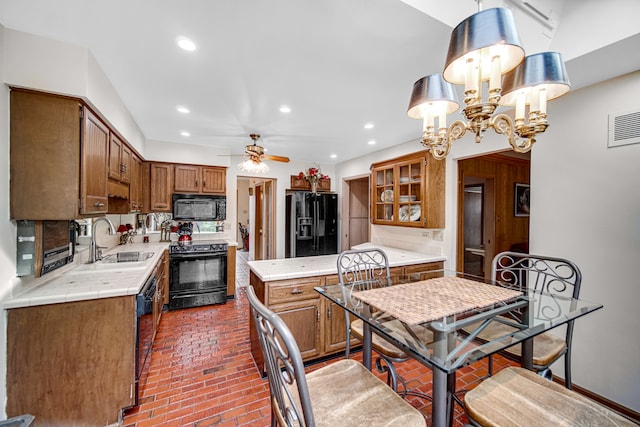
7,296,136,426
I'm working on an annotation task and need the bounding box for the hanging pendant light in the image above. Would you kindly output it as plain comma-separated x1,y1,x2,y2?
407,1,571,159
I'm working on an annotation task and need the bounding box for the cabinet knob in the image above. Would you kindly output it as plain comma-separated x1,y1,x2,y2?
290,288,303,295
203,181,206,188
195,181,198,187
94,202,105,207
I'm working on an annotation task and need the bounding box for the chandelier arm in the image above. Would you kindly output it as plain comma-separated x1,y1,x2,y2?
421,119,468,160
490,113,534,153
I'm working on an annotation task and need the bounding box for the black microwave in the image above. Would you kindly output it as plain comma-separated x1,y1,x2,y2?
172,194,226,221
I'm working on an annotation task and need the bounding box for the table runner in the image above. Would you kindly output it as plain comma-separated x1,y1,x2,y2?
353,276,522,325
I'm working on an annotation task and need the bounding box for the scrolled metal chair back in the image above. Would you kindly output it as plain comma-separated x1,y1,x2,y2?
491,251,582,299
491,251,582,352
246,286,314,427
338,248,392,291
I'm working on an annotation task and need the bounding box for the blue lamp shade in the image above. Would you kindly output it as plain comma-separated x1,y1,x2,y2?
500,52,571,105
443,7,525,84
407,74,459,119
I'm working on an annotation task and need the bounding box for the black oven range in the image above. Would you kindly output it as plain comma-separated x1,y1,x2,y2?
169,240,228,310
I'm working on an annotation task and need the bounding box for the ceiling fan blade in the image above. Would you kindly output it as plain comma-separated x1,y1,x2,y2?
263,154,290,163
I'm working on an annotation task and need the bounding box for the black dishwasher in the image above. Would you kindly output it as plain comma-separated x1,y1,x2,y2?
135,274,156,404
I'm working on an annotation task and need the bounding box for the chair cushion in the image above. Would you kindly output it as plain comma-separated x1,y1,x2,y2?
465,317,567,366
302,359,426,427
351,318,433,360
465,367,636,427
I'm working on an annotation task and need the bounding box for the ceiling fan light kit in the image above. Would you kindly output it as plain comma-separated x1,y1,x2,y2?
408,1,570,159
235,133,290,174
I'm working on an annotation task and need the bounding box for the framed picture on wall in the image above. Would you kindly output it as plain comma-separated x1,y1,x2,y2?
515,183,530,217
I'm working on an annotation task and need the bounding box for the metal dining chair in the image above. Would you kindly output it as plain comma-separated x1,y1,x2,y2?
465,367,637,427
337,248,433,395
246,285,426,427
480,251,583,389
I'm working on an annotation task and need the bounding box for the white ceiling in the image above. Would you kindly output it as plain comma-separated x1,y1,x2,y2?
1,0,638,164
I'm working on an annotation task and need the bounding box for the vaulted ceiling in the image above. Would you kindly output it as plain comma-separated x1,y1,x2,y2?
1,0,638,163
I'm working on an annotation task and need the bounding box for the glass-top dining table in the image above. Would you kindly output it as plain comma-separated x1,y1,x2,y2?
314,270,603,427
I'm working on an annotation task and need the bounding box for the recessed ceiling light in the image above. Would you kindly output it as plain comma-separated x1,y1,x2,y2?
180,131,191,137
364,122,375,129
368,140,376,145
330,154,337,159
176,105,190,114
176,36,197,52
279,105,291,113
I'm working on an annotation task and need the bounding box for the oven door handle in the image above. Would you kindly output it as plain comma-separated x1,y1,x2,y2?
170,251,227,260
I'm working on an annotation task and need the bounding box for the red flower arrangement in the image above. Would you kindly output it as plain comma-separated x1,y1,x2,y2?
298,166,329,185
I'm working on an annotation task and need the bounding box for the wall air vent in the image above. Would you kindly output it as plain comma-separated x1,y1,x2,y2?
608,109,640,148
506,0,556,30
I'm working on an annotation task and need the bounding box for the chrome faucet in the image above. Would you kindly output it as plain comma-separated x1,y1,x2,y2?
142,213,157,235
88,217,115,263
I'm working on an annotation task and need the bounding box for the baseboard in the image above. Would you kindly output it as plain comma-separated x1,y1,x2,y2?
553,375,640,423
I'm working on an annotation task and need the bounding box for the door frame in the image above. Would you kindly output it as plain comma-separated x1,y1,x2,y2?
341,173,371,252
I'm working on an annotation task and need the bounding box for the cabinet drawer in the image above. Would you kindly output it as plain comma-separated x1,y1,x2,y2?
268,279,322,304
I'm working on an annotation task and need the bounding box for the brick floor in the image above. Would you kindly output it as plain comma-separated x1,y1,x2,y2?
123,252,517,427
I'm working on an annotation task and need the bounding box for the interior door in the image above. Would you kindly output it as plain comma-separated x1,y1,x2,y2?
341,175,370,251
255,184,264,261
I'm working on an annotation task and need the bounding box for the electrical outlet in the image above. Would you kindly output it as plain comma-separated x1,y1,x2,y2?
433,230,443,241
422,231,430,238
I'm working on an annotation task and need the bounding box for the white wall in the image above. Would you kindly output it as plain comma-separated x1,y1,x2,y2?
2,28,147,154
530,71,640,409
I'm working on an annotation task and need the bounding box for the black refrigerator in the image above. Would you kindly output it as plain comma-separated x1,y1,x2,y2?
285,192,338,258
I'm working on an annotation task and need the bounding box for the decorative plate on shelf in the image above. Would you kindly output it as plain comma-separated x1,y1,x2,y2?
399,205,421,222
399,177,410,183
381,189,394,202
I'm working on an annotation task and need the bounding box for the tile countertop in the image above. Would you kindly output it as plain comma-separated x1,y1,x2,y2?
247,243,446,282
3,242,172,310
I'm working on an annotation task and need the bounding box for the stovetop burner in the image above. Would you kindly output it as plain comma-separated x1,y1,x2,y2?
170,239,228,254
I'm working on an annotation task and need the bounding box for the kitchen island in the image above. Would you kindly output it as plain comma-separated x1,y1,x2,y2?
247,244,445,373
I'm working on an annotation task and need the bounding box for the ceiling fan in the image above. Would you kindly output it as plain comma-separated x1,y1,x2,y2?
243,133,290,164
230,133,290,173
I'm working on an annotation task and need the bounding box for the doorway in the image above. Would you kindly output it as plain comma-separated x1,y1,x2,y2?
456,152,530,280
341,175,370,251
253,179,276,261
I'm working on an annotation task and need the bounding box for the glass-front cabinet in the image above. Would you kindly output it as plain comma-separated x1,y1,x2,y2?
371,150,445,228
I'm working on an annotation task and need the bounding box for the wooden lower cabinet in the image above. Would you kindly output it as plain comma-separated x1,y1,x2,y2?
6,296,136,426
248,260,443,374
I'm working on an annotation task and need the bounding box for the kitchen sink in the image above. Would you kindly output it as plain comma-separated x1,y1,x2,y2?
101,251,155,263
70,252,155,273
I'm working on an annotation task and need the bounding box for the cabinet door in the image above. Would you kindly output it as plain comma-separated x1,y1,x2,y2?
120,144,132,184
10,90,81,220
273,299,322,361
150,163,173,211
323,275,358,353
80,107,109,215
201,167,226,194
372,165,395,223
108,133,124,181
129,155,142,212
174,165,201,193
395,157,424,226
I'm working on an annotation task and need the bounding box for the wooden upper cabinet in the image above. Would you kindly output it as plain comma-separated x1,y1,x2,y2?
108,133,131,184
149,163,173,212
174,165,200,193
370,150,445,228
129,154,143,212
80,107,110,215
174,164,226,194
10,90,82,219
201,166,226,194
